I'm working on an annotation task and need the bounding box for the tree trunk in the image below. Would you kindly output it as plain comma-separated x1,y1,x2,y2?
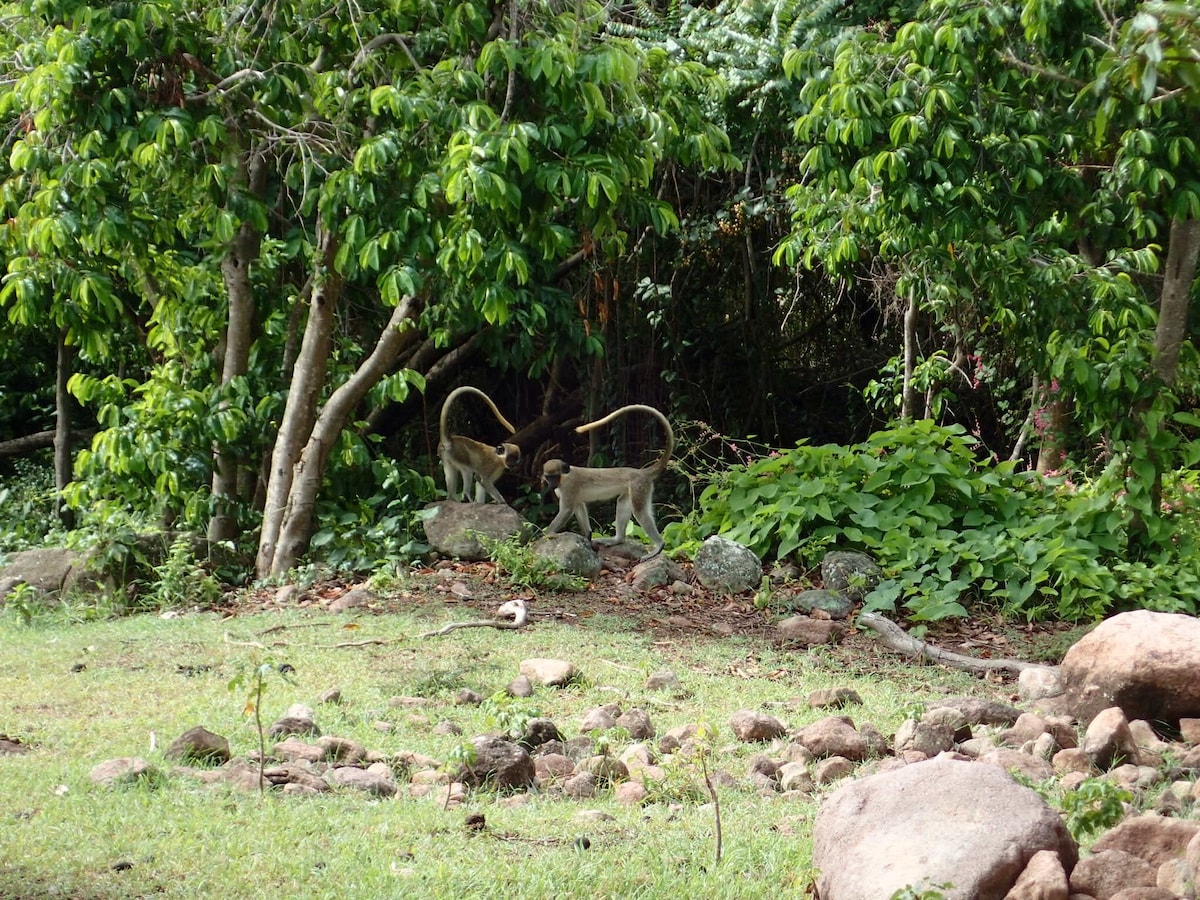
269,295,423,576
208,151,268,543
1035,390,1069,475
901,292,918,421
255,226,340,577
54,326,75,529
1154,217,1200,387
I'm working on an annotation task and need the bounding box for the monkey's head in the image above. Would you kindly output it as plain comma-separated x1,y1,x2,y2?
496,442,521,469
541,459,569,494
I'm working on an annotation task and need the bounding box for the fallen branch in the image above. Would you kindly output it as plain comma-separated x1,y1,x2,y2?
328,638,404,648
856,611,1045,676
257,622,331,636
421,599,528,639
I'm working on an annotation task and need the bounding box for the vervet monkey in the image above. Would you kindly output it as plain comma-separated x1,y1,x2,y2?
438,386,521,504
541,404,673,559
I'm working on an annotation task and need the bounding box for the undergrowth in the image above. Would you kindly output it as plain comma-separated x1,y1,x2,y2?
667,420,1200,622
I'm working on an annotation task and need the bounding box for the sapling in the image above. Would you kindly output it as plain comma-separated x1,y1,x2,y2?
228,658,294,794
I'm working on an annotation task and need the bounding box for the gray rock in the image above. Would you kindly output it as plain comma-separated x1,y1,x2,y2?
807,688,863,709
692,536,761,595
1084,706,1141,770
328,764,397,797
89,757,158,788
629,555,685,591
646,670,683,693
819,550,882,601
790,589,855,620
615,708,655,740
729,709,787,742
457,736,535,791
165,726,231,765
813,756,1077,900
530,532,602,579
793,716,867,761
422,501,530,561
518,658,576,687
777,615,846,647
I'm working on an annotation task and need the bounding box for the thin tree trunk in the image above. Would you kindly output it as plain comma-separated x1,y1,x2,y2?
1154,217,1200,387
1035,393,1069,475
54,326,75,529
256,226,340,578
270,295,423,576
209,151,268,542
901,292,918,421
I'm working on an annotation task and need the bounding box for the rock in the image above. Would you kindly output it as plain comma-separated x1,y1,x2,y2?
646,670,683,693
1179,718,1200,745
777,761,814,792
976,748,1055,782
615,708,655,740
165,726,230,765
819,550,882,601
456,737,534,791
729,710,787,742
318,688,343,704
580,707,618,733
1019,666,1064,702
1069,849,1155,897
813,756,1077,900
793,716,867,761
530,533,602,579
777,615,845,647
1059,610,1200,726
267,715,319,739
519,658,577,687
812,756,855,784
328,587,375,612
89,757,158,788
893,715,957,757
0,735,29,755
328,764,397,797
808,688,862,709
517,718,563,751
421,501,530,561
629,556,685,591
614,781,648,805
576,756,628,784
272,739,326,763
562,771,598,798
316,736,367,764
533,754,575,781
1001,713,1051,747
926,697,1024,727
454,688,484,705
1090,813,1200,870
692,536,761,595
506,675,534,697
0,547,106,598
790,589,855,620
1003,849,1070,900
1083,707,1141,771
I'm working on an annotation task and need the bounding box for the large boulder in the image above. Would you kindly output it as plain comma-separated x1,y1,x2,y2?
1059,611,1200,726
530,533,601,579
812,756,1077,900
421,501,529,561
692,536,761,595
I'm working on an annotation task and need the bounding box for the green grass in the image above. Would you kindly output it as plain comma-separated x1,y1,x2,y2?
0,602,993,899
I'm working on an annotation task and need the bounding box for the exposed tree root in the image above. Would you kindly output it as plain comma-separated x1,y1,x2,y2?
421,599,528,639
857,611,1047,677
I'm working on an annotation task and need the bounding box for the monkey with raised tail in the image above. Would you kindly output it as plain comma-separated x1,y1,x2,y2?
541,404,673,560
438,386,521,504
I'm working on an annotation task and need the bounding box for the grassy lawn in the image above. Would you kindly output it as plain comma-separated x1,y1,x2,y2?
0,598,997,899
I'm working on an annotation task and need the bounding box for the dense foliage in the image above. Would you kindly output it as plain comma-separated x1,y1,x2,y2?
671,421,1200,621
1,0,1198,621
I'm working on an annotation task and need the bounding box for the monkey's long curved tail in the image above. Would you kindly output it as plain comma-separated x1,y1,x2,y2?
575,404,674,474
439,386,518,445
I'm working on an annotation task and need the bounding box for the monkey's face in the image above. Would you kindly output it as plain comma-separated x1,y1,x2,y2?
541,459,569,496
497,442,521,469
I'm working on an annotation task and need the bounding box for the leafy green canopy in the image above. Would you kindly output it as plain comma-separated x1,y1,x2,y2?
672,421,1200,621
774,0,1200,540
0,0,735,541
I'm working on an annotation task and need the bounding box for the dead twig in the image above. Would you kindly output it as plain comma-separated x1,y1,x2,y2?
421,599,528,639
856,611,1049,676
257,622,331,636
